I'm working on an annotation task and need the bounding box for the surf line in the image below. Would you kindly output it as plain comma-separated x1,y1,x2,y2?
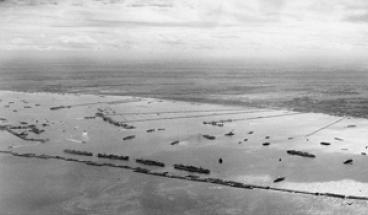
0,150,367,201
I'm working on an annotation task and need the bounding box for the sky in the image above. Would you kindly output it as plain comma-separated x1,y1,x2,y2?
1,0,368,61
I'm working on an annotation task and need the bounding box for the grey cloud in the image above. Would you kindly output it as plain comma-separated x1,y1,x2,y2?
344,12,368,23
128,0,174,8
54,19,234,29
0,0,172,7
219,0,286,25
158,35,185,45
335,0,368,23
258,0,285,12
0,0,59,5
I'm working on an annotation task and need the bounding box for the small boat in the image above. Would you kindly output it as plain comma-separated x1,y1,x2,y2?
273,177,285,183
225,131,235,136
343,159,353,165
320,142,331,146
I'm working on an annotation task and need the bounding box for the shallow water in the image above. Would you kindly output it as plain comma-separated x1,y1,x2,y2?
1,90,368,214
1,154,367,215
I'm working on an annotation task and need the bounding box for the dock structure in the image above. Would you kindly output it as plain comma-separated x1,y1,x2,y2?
97,153,129,161
136,159,165,167
63,149,93,156
95,112,135,129
173,164,210,174
1,150,368,201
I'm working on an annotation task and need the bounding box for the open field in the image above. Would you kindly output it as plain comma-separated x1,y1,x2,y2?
1,90,368,214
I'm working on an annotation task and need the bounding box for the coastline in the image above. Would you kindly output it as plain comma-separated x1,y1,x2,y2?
1,88,366,121
1,89,368,214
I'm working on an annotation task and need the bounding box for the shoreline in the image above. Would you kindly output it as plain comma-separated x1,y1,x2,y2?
0,89,364,121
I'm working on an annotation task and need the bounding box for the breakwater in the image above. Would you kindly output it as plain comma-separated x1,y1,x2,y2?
95,112,135,129
1,150,367,201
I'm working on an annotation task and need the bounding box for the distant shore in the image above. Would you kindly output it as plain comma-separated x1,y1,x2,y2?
2,88,367,120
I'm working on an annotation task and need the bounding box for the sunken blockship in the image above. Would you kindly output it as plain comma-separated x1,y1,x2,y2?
63,149,93,156
123,135,136,141
170,140,180,145
202,134,216,140
1,150,368,202
225,131,235,136
286,150,316,158
95,112,135,129
203,119,232,127
50,105,71,110
203,120,224,127
136,159,165,167
173,164,210,174
97,153,129,161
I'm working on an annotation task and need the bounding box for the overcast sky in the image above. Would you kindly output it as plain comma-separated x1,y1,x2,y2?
1,0,368,60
